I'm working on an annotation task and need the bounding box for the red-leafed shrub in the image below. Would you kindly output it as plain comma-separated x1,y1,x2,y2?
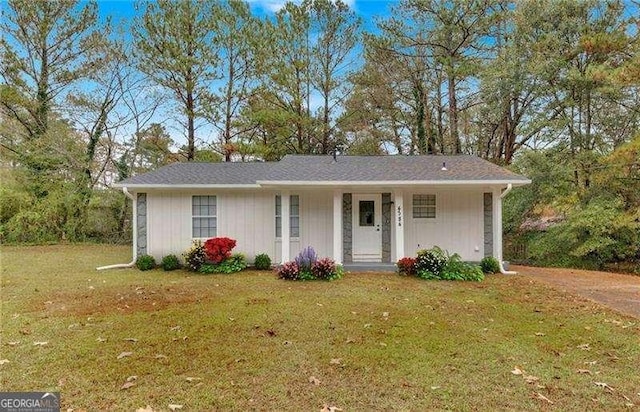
276,261,300,280
397,257,417,276
204,237,237,264
312,257,337,280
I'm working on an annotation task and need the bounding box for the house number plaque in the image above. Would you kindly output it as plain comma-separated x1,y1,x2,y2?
397,206,402,227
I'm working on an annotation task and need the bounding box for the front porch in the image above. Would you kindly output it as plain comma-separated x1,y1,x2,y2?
276,186,505,266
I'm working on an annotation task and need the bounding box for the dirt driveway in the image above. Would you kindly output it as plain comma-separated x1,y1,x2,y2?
513,265,640,319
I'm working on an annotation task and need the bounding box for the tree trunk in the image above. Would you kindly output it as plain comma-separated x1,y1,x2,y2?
186,90,195,161
447,71,461,154
35,40,49,140
414,84,427,154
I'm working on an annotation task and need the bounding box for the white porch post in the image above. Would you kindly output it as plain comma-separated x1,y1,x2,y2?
492,187,503,264
281,190,291,263
394,190,405,261
333,190,343,264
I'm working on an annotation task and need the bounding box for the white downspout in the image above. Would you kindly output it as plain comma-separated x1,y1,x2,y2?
97,187,137,270
498,184,516,274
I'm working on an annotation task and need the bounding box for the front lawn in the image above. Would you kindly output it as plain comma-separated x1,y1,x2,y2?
1,245,638,410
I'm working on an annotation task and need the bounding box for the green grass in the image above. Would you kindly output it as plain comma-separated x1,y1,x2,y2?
1,245,639,411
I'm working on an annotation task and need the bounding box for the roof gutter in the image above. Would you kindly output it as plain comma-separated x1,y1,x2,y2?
97,187,137,270
256,179,531,188
498,184,516,275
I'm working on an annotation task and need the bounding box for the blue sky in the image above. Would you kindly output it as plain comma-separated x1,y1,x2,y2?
97,0,398,30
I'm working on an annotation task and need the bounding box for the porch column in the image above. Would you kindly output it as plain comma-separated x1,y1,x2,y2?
281,190,291,263
332,190,343,264
394,190,405,261
492,187,503,264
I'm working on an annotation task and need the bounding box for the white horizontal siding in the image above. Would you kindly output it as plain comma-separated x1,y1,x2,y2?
298,191,333,259
145,188,485,264
147,192,192,261
218,191,276,262
146,190,277,263
403,189,484,261
274,191,333,263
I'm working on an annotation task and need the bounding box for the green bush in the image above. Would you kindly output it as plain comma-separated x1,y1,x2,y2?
480,256,500,274
415,247,447,276
198,253,247,274
136,254,156,271
161,254,180,271
183,240,207,271
416,270,439,280
415,250,485,282
254,253,272,270
460,264,485,281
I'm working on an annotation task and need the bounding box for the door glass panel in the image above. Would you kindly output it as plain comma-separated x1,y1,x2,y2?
359,200,375,226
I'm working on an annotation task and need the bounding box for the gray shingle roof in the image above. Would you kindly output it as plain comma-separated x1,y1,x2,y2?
116,155,530,187
271,155,529,182
118,162,274,186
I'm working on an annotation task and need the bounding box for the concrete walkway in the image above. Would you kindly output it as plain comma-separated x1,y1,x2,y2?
514,265,640,319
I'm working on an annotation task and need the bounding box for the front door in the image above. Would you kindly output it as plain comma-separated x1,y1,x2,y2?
352,194,382,262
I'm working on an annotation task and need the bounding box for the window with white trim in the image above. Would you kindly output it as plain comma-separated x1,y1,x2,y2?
192,195,217,237
413,194,436,219
275,195,300,238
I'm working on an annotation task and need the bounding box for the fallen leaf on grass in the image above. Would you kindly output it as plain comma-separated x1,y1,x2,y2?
308,376,321,386
382,312,389,318
96,337,107,343
330,358,342,365
185,377,201,382
123,338,138,342
170,326,181,331
430,386,440,390
535,332,545,336
511,367,524,375
577,343,591,351
345,338,355,344
126,375,137,382
584,360,597,366
155,354,167,359
595,382,614,392
363,323,372,328
533,392,553,404
168,405,183,411
120,381,136,390
117,352,133,359
576,369,592,375
0,359,10,365
320,405,342,412
524,375,539,384
33,341,48,346
135,406,153,412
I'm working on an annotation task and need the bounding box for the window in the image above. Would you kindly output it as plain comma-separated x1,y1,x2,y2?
359,200,375,226
413,194,436,219
275,195,300,238
192,195,217,237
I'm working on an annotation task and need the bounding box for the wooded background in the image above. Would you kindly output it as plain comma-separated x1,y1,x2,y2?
1,0,638,270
